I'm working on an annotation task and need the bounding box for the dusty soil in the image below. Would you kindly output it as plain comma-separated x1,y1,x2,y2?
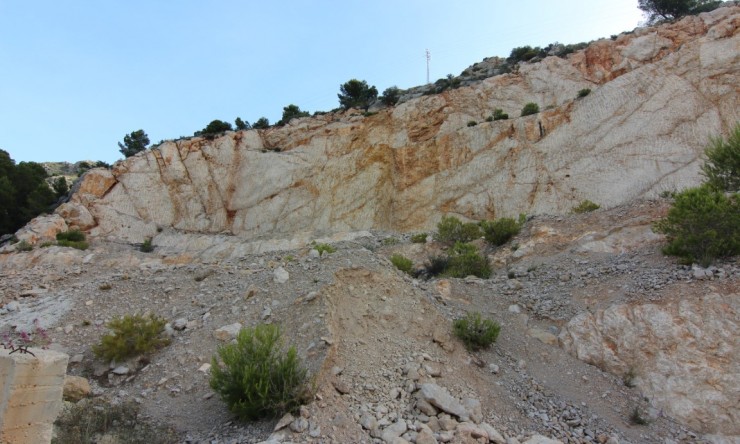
0,199,736,444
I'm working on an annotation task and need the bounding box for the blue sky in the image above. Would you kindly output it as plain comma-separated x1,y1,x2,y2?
0,1,644,164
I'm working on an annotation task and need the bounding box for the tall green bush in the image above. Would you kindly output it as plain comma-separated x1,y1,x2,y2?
338,79,378,110
701,124,740,192
210,324,309,420
443,242,491,279
654,185,739,266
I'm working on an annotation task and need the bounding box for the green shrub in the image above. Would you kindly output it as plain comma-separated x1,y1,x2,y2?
630,406,649,425
443,242,491,279
140,238,154,253
654,185,739,266
312,242,336,256
93,314,170,362
56,240,89,250
571,199,600,213
485,116,493,122
390,254,414,275
701,123,740,192
453,312,500,351
209,324,310,421
197,120,233,136
338,79,378,110
57,229,86,242
577,88,591,98
15,240,32,251
493,108,509,121
252,117,270,129
53,398,178,444
480,215,525,246
435,215,481,244
382,237,400,246
520,102,540,117
278,104,310,126
411,233,428,243
467,121,477,127
508,46,542,63
235,117,251,130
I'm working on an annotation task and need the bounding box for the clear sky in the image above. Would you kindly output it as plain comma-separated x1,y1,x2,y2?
0,1,644,164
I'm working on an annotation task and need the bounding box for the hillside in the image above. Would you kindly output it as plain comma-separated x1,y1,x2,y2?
1,5,739,444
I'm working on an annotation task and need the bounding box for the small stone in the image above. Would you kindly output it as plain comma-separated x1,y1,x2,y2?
274,413,295,431
112,366,129,375
360,413,378,431
173,318,188,331
299,405,310,418
70,354,84,364
85,300,93,306
419,383,469,421
261,306,272,320
213,323,242,341
480,422,506,444
333,379,351,394
198,363,211,373
273,267,289,284
304,291,319,302
290,417,309,433
489,364,500,374
308,249,321,259
508,304,521,314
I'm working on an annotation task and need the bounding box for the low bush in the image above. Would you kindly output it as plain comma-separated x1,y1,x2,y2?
93,314,170,362
57,229,85,242
520,102,540,117
654,185,739,266
467,121,477,127
380,86,401,106
57,240,89,250
480,215,525,246
140,238,154,253
493,108,508,121
577,88,591,98
453,311,500,351
435,215,481,245
209,324,310,420
390,254,413,275
410,233,428,243
53,398,178,444
571,199,600,213
424,256,450,277
312,242,336,256
15,240,32,251
485,116,493,122
444,242,491,279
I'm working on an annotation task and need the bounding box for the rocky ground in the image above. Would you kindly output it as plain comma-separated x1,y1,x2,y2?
1,199,737,444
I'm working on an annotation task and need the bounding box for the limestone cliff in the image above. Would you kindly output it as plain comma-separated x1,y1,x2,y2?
58,6,739,244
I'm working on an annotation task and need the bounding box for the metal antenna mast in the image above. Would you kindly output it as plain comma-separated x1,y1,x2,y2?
426,49,431,84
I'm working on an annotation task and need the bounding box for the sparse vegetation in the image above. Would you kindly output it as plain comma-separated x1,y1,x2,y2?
520,102,540,117
467,120,477,127
572,199,600,213
390,254,414,275
235,117,251,130
435,215,481,245
508,46,542,63
577,88,592,98
480,214,525,246
55,229,89,250
140,238,154,253
493,108,509,121
411,233,428,243
638,0,721,23
452,311,501,351
252,117,270,129
382,237,400,246
53,176,69,198
195,120,233,137
52,398,178,444
623,368,637,388
312,242,336,256
15,239,32,251
209,324,310,421
93,313,170,362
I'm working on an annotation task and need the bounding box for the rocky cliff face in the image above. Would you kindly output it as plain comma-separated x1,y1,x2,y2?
56,6,738,245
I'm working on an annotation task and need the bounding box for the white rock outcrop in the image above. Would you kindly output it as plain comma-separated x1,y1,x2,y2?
559,293,739,435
